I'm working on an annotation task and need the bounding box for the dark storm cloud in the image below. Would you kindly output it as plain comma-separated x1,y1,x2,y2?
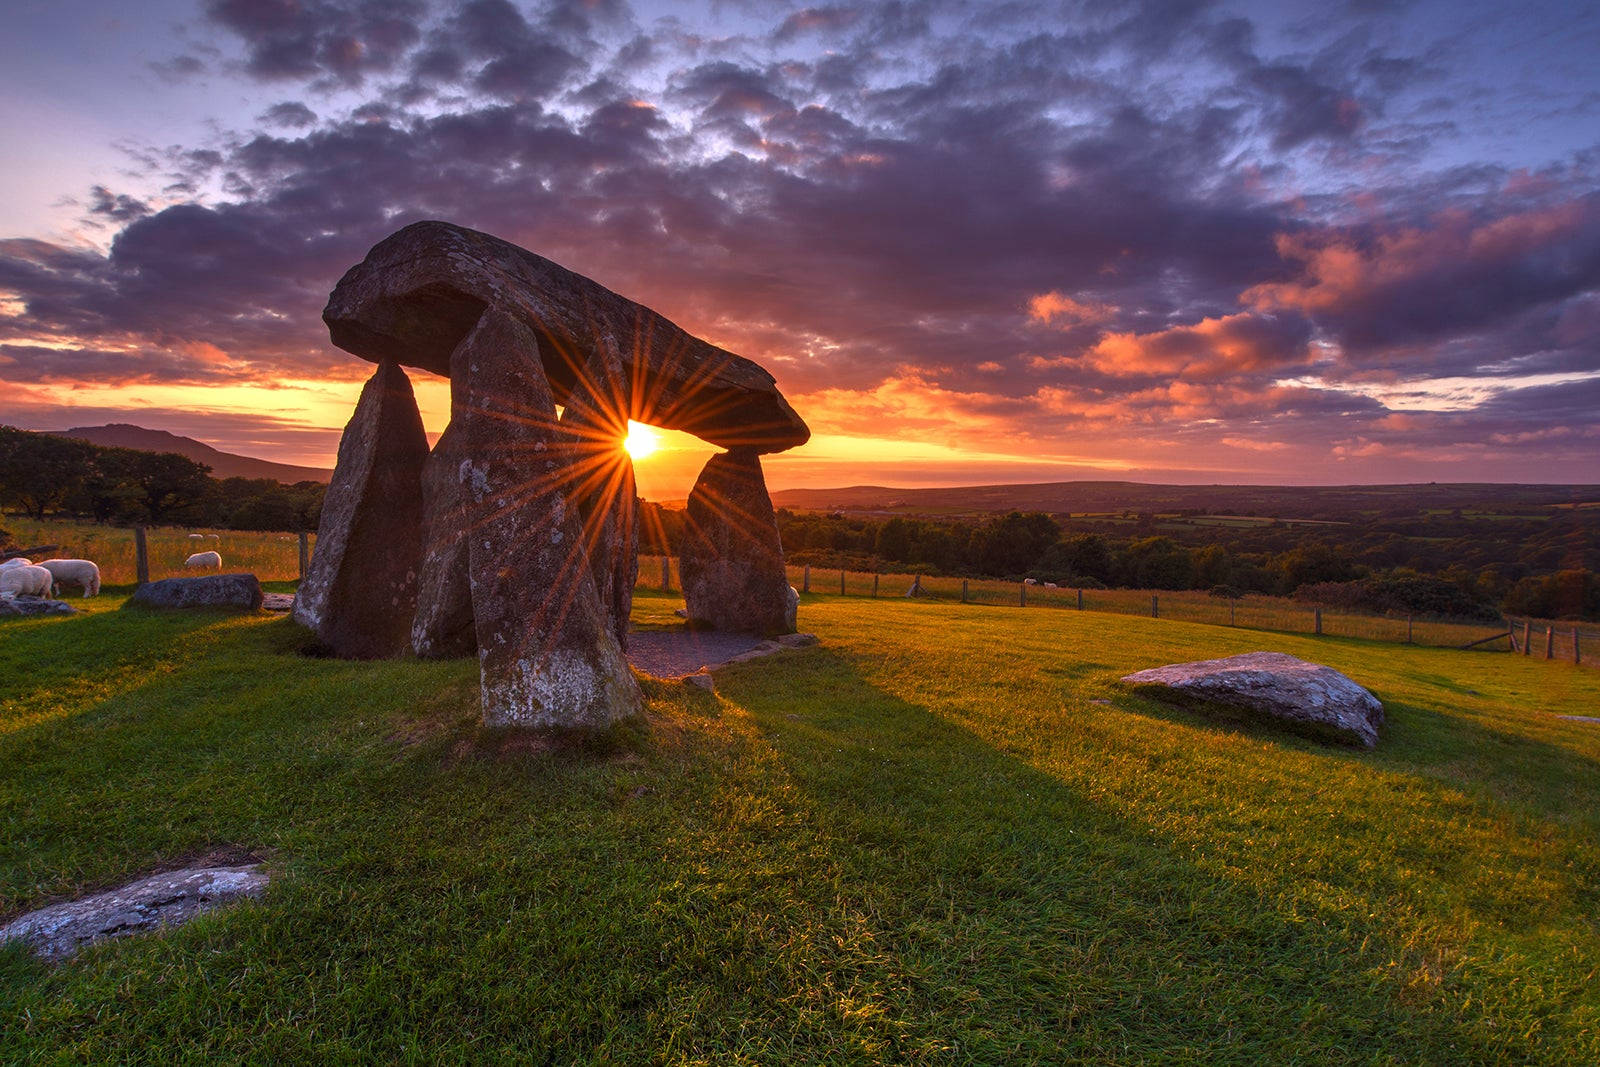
3,0,1597,473
260,101,319,128
203,0,427,86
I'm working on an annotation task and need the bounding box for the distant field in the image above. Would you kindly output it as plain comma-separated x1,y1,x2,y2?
4,517,312,585
2,588,1598,1060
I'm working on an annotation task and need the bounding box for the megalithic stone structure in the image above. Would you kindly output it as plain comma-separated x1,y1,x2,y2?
680,449,798,637
451,308,643,729
305,221,810,731
292,361,428,659
559,335,639,650
410,423,475,659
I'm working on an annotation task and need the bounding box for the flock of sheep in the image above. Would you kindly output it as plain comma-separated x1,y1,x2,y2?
0,543,224,600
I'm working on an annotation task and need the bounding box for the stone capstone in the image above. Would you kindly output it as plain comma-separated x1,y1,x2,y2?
0,864,268,962
1121,651,1385,748
322,220,809,452
452,308,643,729
127,573,264,611
680,449,797,636
291,361,429,659
0,597,77,618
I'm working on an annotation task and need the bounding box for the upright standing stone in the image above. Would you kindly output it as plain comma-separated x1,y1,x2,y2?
559,335,638,649
452,309,643,728
410,423,476,658
681,449,797,636
292,361,427,658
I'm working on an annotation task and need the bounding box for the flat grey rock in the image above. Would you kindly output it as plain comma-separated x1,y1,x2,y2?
1122,651,1384,748
0,596,77,618
261,593,295,612
126,573,264,611
1557,715,1600,724
1,864,267,962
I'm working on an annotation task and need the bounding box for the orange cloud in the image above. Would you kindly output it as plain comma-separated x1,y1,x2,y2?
1027,290,1116,325
1078,313,1312,379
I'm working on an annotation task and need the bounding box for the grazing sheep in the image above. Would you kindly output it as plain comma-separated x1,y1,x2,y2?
1,557,32,570
185,550,222,570
0,564,53,599
187,533,205,540
38,559,101,597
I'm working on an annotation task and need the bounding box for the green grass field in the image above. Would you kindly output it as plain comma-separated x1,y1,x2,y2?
3,587,1598,1062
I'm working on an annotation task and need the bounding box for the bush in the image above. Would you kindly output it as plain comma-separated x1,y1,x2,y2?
1295,574,1500,621
1208,584,1244,600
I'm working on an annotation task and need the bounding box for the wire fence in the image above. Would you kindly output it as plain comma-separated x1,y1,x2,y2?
635,556,1596,668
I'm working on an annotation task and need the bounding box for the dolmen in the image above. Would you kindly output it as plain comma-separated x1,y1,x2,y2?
295,221,810,730
1122,651,1384,748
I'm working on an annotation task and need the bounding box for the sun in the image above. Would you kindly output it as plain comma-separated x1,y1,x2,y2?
623,420,661,460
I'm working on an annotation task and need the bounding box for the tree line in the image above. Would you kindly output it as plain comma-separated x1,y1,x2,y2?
0,427,325,531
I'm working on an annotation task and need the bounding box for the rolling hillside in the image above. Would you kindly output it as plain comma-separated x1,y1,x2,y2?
56,424,332,484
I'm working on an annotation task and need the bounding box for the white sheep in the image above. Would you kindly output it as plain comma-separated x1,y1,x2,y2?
187,533,205,540
38,559,101,597
1,557,32,570
0,564,54,599
185,550,222,570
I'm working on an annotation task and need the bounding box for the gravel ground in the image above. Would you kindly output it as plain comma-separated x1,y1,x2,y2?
626,629,766,677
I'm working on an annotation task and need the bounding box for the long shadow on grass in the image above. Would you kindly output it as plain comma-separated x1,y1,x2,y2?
713,647,1567,1062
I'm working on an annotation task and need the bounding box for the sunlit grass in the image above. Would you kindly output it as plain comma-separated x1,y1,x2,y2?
1,590,1598,1060
4,517,312,585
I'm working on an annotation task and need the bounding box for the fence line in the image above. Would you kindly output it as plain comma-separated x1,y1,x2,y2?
632,556,1596,668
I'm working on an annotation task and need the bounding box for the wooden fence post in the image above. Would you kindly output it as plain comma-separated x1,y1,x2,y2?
802,565,810,593
1151,594,1158,618
1230,600,1235,627
1077,588,1084,610
134,526,149,586
1545,627,1554,660
840,569,846,596
961,579,968,603
1523,620,1532,656
1575,628,1582,665
1406,615,1413,644
1314,606,1322,636
872,574,879,598
661,555,670,592
1020,582,1027,607
297,530,310,580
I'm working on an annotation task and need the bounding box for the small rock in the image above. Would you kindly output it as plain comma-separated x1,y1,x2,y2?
0,864,268,962
260,593,295,612
775,632,819,648
1122,651,1384,748
0,596,77,619
126,574,264,611
684,672,716,692
673,608,688,618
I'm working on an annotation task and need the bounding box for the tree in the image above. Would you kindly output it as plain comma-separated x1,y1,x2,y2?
975,511,1060,576
0,427,93,519
875,517,912,562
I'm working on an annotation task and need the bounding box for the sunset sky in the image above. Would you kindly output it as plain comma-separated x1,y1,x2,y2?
2,0,1597,499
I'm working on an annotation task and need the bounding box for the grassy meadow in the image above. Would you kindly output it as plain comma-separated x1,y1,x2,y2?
2,584,1599,1062
3,517,313,585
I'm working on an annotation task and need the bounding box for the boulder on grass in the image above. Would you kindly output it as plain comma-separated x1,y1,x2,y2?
1121,651,1384,748
0,597,77,619
127,573,264,611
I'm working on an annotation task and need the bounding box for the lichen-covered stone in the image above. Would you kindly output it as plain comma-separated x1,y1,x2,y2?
291,361,428,659
0,865,267,962
127,573,264,611
681,449,797,636
1121,651,1385,748
323,221,809,453
558,335,638,650
451,308,643,728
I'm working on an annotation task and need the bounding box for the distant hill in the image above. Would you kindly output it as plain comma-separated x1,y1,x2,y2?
770,480,1600,520
56,424,332,484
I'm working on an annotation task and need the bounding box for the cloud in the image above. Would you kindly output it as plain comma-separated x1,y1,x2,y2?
1,0,1595,483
